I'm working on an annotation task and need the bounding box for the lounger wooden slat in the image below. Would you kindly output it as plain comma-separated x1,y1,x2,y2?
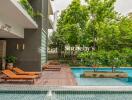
12,67,41,75
1,77,35,83
44,68,61,71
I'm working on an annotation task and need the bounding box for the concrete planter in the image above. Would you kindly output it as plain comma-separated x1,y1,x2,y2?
6,63,13,69
81,71,128,78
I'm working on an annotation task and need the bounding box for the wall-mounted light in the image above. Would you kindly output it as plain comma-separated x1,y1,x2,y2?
16,43,19,50
22,43,25,50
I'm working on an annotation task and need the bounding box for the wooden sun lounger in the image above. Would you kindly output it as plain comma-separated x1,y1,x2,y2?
2,70,38,84
12,67,41,75
47,60,61,65
43,64,61,71
44,68,61,71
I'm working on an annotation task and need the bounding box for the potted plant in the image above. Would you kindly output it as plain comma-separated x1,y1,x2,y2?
4,56,16,69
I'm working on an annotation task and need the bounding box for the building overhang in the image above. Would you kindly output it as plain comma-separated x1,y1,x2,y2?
0,29,24,38
0,0,38,29
48,0,53,15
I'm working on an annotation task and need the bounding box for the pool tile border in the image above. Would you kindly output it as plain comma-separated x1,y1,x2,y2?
1,85,132,92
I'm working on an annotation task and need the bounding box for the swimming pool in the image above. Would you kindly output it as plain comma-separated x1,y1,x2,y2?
0,86,132,100
1,90,132,100
71,68,132,86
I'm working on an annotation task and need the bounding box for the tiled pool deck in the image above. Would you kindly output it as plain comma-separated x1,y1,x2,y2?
1,67,132,100
0,66,77,86
1,66,132,91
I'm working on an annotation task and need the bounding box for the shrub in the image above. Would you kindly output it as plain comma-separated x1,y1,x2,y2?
122,48,132,66
77,50,128,67
19,0,42,18
19,0,34,17
77,51,96,66
4,56,17,63
96,50,109,66
108,50,121,67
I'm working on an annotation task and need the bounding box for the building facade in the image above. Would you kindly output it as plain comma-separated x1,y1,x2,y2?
0,0,53,71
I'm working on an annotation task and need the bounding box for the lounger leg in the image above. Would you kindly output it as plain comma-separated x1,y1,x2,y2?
2,79,8,83
33,79,35,84
4,79,7,83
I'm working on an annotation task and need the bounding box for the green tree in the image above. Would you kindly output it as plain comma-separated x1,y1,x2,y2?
55,0,88,58
85,0,117,50
50,31,65,57
50,0,132,67
118,17,132,48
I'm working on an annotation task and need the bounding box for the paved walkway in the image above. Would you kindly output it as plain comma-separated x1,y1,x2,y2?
0,66,77,86
36,66,77,86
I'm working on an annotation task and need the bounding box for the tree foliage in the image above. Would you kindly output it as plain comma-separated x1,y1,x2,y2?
50,0,132,66
56,0,88,47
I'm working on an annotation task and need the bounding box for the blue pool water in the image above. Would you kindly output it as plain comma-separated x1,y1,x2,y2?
1,90,132,100
71,68,132,86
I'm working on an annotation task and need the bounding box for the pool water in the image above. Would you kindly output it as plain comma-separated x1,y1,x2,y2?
71,68,132,86
0,91,132,100
0,93,46,100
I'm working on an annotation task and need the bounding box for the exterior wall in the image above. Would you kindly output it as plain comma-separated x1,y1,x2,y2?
41,0,49,66
6,37,41,71
5,0,43,71
41,30,47,65
42,0,48,33
2,0,49,71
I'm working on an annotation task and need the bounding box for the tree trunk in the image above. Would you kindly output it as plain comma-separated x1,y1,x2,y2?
93,68,96,72
112,66,115,72
70,46,72,57
64,50,66,58
72,46,76,64
57,44,61,59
